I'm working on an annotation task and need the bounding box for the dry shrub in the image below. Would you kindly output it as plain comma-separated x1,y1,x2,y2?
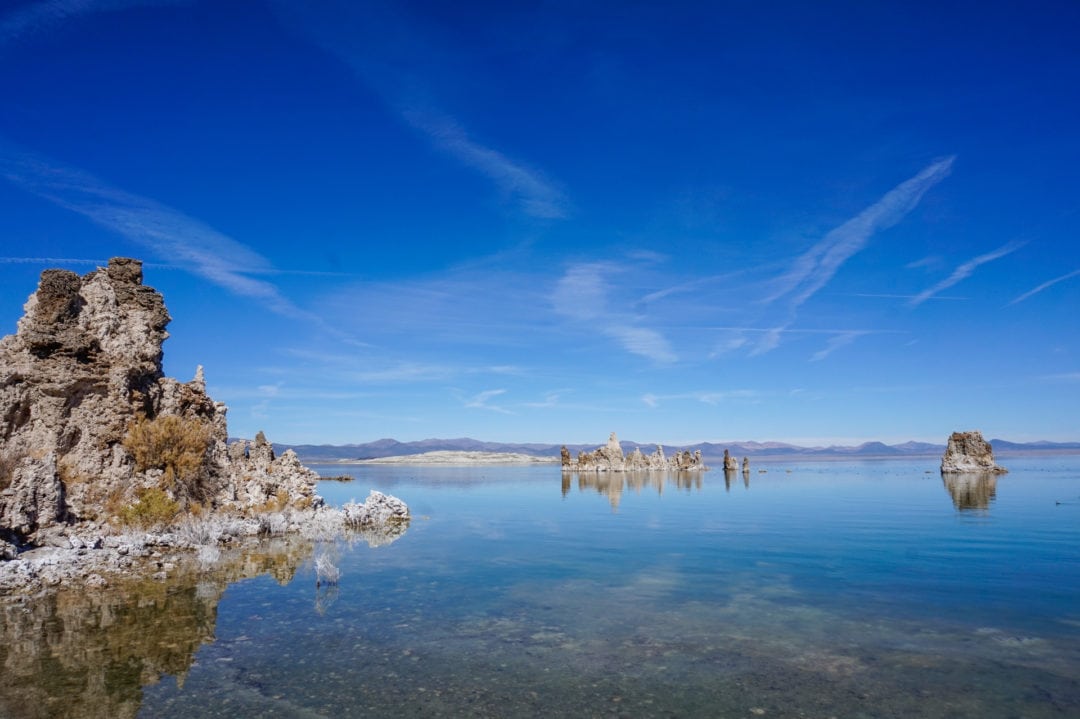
102,486,129,523
57,460,93,487
124,415,213,503
251,488,290,515
119,487,181,529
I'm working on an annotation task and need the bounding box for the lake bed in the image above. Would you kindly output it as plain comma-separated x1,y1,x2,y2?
3,457,1079,717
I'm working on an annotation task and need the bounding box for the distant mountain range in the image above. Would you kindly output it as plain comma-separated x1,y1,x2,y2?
269,437,1080,463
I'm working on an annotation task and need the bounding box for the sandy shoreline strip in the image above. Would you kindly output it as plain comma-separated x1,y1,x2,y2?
346,451,561,465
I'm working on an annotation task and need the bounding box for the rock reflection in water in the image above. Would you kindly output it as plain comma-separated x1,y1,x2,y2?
723,468,750,491
942,473,998,511
0,537,313,719
565,471,708,509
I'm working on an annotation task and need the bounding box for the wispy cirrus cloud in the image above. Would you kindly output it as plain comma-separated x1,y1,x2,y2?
809,331,865,362
281,348,520,385
464,388,512,414
607,326,677,364
551,264,618,320
1041,372,1080,383
766,157,955,310
1008,268,1080,306
0,256,111,266
402,110,568,219
0,255,360,277
749,325,787,357
707,325,896,360
553,262,677,364
909,241,1024,307
522,391,564,409
0,148,309,319
744,157,955,358
905,255,944,271
837,292,967,301
642,390,760,408
273,0,568,221
0,0,188,47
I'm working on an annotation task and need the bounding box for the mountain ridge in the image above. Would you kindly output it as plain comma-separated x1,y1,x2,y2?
266,437,1080,462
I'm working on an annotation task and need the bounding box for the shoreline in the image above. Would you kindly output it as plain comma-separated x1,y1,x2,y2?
0,492,409,598
337,451,561,465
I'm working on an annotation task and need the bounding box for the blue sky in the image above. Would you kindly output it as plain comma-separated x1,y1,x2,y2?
1,0,1078,446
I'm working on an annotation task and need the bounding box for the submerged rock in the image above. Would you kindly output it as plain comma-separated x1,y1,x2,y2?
940,430,1008,474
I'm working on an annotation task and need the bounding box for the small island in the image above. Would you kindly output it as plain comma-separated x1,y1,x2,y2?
561,432,709,472
940,430,1008,474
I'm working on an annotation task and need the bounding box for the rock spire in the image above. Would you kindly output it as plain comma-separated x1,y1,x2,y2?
0,259,320,543
561,432,708,472
940,430,1008,474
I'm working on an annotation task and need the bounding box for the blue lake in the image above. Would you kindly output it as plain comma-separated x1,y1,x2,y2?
5,456,1080,717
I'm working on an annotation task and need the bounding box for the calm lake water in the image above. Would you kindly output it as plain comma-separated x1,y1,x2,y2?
3,456,1079,718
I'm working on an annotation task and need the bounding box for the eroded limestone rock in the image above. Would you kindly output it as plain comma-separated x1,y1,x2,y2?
0,258,398,553
940,430,1008,474
562,433,708,472
0,452,65,536
342,490,410,528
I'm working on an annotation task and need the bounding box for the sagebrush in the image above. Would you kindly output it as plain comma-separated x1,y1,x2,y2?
124,415,213,503
119,486,181,528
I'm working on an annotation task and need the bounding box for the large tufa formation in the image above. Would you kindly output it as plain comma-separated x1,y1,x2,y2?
0,259,319,543
561,432,708,472
940,430,1008,474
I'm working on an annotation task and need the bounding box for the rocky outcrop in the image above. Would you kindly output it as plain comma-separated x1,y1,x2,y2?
940,430,1008,474
723,449,738,471
0,453,65,536
0,259,406,556
561,432,708,472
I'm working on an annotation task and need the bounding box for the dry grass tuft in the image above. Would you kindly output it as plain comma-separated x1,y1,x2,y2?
57,459,93,487
119,486,181,529
251,488,290,515
123,415,213,503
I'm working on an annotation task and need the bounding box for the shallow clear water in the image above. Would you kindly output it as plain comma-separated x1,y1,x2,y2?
4,457,1080,718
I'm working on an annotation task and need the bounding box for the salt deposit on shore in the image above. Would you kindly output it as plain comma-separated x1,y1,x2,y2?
356,451,559,465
